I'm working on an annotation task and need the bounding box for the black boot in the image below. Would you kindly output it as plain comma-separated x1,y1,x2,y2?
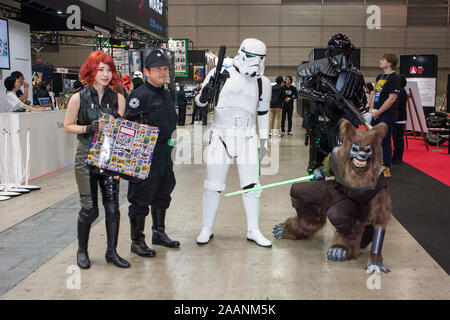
360,225,375,249
130,216,156,257
77,220,91,269
151,208,180,248
105,219,130,268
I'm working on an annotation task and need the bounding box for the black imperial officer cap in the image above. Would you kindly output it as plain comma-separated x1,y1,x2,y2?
145,50,170,68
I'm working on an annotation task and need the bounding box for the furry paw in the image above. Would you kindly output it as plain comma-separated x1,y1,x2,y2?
327,247,347,262
273,224,284,239
365,260,390,273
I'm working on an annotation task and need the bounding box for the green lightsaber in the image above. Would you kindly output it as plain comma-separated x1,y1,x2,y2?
224,174,315,198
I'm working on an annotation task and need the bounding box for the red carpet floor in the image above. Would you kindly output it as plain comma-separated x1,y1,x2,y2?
402,137,450,186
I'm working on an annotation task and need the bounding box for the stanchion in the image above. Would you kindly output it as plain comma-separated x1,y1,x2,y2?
20,129,41,190
8,130,30,194
0,130,20,198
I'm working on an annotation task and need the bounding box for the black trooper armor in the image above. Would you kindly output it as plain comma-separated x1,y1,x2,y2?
298,33,367,173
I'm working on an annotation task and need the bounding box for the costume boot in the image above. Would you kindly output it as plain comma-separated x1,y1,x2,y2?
197,188,221,244
243,193,272,247
105,219,130,268
360,225,375,249
77,220,91,269
151,207,180,248
130,215,155,257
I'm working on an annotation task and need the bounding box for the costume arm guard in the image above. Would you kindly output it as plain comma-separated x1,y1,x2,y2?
195,69,215,107
371,227,385,255
257,76,271,140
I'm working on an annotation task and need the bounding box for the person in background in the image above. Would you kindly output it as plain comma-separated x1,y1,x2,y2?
191,81,203,125
10,71,30,104
177,84,187,126
392,75,407,165
131,77,144,91
37,80,51,98
281,75,298,137
270,76,284,137
370,53,401,178
3,76,43,112
365,82,375,112
64,51,129,269
121,75,131,98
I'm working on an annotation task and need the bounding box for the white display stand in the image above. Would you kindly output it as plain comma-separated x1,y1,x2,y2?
0,110,77,183
405,81,428,134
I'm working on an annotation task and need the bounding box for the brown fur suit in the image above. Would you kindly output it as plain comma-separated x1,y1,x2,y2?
274,120,392,269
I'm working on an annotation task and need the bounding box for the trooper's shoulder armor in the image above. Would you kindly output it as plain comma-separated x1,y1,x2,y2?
297,57,337,79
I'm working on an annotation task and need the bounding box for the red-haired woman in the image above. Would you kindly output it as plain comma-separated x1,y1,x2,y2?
64,51,129,269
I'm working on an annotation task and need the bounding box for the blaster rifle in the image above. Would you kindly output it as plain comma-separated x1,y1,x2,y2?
321,77,373,130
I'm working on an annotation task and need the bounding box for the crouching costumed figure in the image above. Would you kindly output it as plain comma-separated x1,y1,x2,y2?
274,120,392,272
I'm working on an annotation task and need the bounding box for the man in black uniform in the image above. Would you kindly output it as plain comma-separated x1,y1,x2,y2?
281,76,298,137
125,50,180,258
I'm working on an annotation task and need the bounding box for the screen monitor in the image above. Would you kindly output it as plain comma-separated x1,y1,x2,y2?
38,97,54,111
0,18,10,70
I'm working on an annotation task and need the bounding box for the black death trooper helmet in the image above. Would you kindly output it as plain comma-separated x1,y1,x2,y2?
327,33,353,71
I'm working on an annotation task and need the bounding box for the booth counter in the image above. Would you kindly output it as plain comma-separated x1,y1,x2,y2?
0,110,77,184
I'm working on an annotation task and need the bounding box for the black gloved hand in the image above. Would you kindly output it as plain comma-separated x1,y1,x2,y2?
199,83,214,104
113,112,121,119
85,119,100,134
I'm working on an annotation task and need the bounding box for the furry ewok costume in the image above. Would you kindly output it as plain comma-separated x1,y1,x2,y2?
273,120,391,272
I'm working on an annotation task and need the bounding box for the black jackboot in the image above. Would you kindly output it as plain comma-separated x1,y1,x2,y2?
105,219,130,268
151,208,180,248
130,216,156,257
77,220,91,269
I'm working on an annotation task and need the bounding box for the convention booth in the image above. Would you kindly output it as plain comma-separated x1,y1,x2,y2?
400,54,438,116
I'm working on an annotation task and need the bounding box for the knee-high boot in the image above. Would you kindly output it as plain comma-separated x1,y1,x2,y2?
130,215,156,257
105,218,130,268
77,219,91,269
151,207,180,248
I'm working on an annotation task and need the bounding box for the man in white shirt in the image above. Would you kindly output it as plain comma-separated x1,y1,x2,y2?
3,76,43,112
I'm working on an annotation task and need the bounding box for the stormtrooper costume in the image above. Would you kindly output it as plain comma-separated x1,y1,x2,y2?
195,39,272,247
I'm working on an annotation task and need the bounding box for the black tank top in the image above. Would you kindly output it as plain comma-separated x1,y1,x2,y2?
77,86,118,145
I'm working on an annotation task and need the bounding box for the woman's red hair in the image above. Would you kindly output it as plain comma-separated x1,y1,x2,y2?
79,51,120,87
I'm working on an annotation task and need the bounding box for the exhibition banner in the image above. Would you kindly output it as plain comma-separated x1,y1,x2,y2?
169,39,188,78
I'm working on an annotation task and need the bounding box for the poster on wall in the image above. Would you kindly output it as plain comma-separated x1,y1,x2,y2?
0,18,10,70
169,39,188,78
193,66,205,81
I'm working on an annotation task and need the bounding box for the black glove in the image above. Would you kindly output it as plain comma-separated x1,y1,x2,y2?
199,83,214,104
113,112,121,119
85,120,100,134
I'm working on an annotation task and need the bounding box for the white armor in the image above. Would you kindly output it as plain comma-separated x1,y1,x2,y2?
196,39,272,247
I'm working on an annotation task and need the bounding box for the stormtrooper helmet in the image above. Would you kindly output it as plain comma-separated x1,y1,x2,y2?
133,71,144,79
233,38,266,78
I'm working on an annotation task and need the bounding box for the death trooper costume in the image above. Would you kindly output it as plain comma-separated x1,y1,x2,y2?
298,33,367,173
195,39,272,247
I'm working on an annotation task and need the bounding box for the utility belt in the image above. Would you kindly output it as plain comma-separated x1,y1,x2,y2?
157,138,176,147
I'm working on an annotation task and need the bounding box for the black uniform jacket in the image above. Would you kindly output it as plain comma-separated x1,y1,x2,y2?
125,81,178,176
